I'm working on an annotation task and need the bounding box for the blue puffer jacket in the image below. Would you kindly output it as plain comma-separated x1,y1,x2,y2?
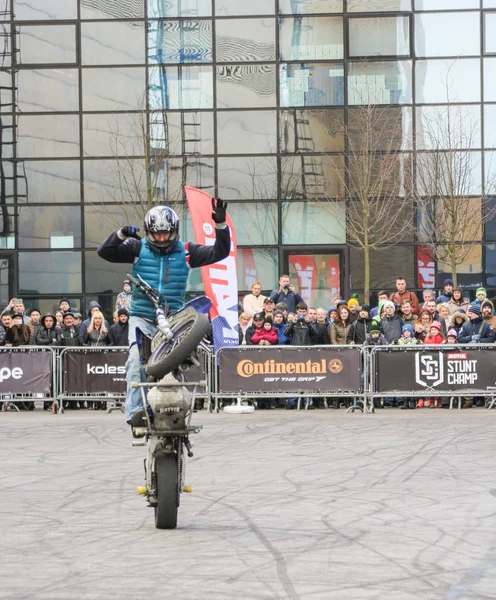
130,239,189,320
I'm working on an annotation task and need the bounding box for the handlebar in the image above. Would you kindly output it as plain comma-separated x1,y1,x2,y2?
127,273,165,310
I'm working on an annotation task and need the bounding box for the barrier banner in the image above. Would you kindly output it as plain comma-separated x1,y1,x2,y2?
376,348,496,394
65,351,127,394
218,347,361,394
0,350,51,394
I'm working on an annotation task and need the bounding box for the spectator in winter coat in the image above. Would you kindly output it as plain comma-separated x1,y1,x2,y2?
450,311,469,337
115,280,132,313
400,299,418,327
60,312,80,346
380,300,404,343
59,297,71,313
34,313,61,346
436,279,454,304
28,308,42,345
236,312,251,345
443,329,458,345
1,298,30,324
310,308,330,345
364,320,388,346
370,291,389,318
108,308,129,346
1,313,11,330
83,311,110,346
347,305,372,345
458,305,495,344
329,304,352,345
272,310,290,345
269,275,304,314
242,281,266,318
79,301,110,343
448,288,470,314
481,300,496,330
395,324,422,345
437,302,451,332
424,321,445,345
472,287,487,308
54,310,64,330
262,297,276,318
284,302,311,345
424,300,447,336
246,312,264,344
251,317,279,346
0,323,5,346
390,277,420,315
414,309,433,342
327,307,337,324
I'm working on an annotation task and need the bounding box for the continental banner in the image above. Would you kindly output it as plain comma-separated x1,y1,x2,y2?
0,349,52,394
218,347,361,394
376,348,496,394
64,350,127,395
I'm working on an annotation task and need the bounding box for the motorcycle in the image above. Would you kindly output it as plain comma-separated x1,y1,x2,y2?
127,273,211,529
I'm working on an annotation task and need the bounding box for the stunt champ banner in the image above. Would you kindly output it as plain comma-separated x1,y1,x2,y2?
185,186,239,352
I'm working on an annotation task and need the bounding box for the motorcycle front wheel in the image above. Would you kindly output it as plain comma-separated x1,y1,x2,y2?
146,306,210,380
154,453,179,529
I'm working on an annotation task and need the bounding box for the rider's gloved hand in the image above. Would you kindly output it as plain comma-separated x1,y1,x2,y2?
211,198,227,224
119,225,141,239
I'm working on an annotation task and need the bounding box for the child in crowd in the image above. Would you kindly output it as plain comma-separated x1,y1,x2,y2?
424,321,445,345
250,317,279,346
364,321,388,346
395,324,422,345
443,329,458,345
327,307,337,324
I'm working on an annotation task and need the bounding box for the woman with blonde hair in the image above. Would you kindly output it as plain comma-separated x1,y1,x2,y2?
83,310,109,347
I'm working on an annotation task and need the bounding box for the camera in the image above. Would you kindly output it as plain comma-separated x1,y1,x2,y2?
283,285,289,292
298,314,305,320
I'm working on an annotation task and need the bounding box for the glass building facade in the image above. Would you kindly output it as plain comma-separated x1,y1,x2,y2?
0,0,495,313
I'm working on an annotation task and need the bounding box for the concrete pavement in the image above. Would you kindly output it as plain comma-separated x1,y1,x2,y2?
2,408,496,599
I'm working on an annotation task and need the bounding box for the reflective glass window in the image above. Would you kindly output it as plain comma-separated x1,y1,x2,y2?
348,107,412,152
148,20,212,64
485,198,496,240
484,58,496,100
222,203,278,245
217,111,277,154
415,59,480,103
350,246,414,290
281,201,346,244
0,116,13,159
18,206,81,249
19,252,82,295
417,105,481,150
81,22,145,66
83,113,143,158
486,244,496,287
1,161,14,204
17,115,79,158
437,246,482,289
485,13,496,54
237,248,278,292
281,155,345,198
348,61,412,105
347,0,411,11
349,17,409,57
415,0,479,8
279,0,343,13
0,208,15,249
215,0,275,16
17,69,79,112
163,158,215,205
0,26,11,68
485,151,496,193
216,19,275,62
80,0,144,18
217,156,278,200
280,64,344,107
485,105,496,149
279,17,343,61
160,111,214,155
417,151,482,196
84,205,137,248
22,161,81,204
13,0,77,19
84,159,149,204
18,25,76,65
82,68,146,111
415,13,480,58
85,251,128,295
148,0,211,17
0,72,13,112
149,66,213,109
485,0,496,6
280,109,344,153
216,65,277,108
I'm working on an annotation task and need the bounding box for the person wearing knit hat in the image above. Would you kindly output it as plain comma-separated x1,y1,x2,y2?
380,300,404,343
472,288,487,308
347,298,359,309
347,304,372,345
364,319,387,346
436,279,454,304
458,303,495,344
424,321,444,345
108,305,129,346
395,323,422,346
444,329,458,344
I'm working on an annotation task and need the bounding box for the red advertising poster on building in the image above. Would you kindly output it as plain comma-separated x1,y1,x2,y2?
327,254,341,300
417,245,435,289
289,255,317,305
241,249,257,290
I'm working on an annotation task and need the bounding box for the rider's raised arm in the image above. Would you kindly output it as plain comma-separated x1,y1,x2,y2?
187,224,230,269
97,230,141,264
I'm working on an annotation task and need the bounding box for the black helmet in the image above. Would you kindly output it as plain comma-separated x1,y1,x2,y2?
144,206,179,250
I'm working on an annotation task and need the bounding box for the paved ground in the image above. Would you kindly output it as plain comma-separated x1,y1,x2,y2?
2,408,496,600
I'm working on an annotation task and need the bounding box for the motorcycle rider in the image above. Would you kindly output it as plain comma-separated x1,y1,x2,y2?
97,201,230,424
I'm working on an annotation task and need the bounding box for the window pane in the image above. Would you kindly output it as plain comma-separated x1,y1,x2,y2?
486,198,496,241
148,20,212,64
417,151,482,196
226,203,277,245
417,105,481,150
84,159,148,204
280,109,344,153
415,13,480,58
1,161,14,205
0,117,13,159
486,244,496,287
148,0,211,17
348,107,412,152
18,25,76,65
217,65,276,108
149,66,213,109
162,111,214,155
216,18,275,62
14,0,77,19
84,205,133,248
82,68,145,111
85,251,128,295
280,63,344,107
215,0,275,16
18,206,81,249
83,113,143,158
485,0,496,6
217,111,277,154
80,0,144,18
415,59,480,103
17,69,79,112
350,246,414,290
484,58,496,100
17,115,80,158
415,0,479,8
347,0,411,10
486,106,496,149
164,158,215,204
282,201,346,244
348,61,412,105
485,13,496,54
23,161,81,204
437,246,482,289
0,71,13,112
279,17,343,61
281,155,345,198
19,252,82,295
0,208,15,249
81,22,145,66
279,0,343,13
349,17,409,57
217,156,278,200
238,248,278,291
485,151,496,194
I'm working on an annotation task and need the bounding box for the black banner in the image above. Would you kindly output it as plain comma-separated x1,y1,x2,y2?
64,350,127,395
376,348,496,394
218,347,361,394
0,349,52,394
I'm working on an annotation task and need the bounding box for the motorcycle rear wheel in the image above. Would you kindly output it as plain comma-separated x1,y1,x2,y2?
146,306,210,379
154,453,179,529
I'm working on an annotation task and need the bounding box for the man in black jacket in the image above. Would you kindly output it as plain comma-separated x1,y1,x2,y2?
458,305,495,344
284,302,311,346
347,305,372,345
108,309,129,346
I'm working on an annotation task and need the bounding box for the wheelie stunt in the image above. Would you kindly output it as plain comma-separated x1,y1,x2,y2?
97,200,230,528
